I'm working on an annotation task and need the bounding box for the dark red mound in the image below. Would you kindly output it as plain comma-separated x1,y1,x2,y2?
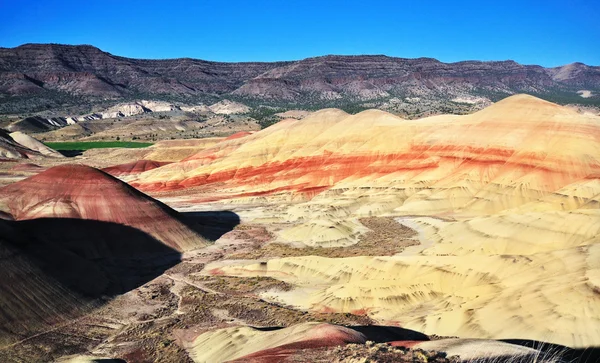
0,164,206,251
103,159,171,176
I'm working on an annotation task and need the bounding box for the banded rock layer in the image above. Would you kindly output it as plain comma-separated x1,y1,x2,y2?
128,94,600,347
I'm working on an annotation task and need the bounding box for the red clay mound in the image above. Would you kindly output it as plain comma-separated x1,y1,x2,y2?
229,338,359,363
205,323,367,363
103,159,171,176
0,164,207,251
192,323,431,362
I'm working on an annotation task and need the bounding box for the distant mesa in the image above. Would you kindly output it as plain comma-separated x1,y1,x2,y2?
100,102,151,119
139,100,179,112
8,115,101,133
99,99,182,118
180,104,211,113
4,98,252,137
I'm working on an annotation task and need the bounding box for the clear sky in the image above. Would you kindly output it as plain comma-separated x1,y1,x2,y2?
0,0,598,66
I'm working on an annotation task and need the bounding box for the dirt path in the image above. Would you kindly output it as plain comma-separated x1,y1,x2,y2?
164,274,222,296
394,217,437,256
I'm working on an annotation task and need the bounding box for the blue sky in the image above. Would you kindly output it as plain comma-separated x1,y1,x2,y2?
0,0,598,66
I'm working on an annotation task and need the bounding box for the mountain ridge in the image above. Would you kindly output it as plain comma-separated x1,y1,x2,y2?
1,43,599,114
4,43,593,67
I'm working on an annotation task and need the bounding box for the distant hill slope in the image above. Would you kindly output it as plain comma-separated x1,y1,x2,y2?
0,44,598,114
0,128,62,159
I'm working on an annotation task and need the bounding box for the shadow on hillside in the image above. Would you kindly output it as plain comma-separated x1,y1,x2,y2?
501,339,600,363
251,325,429,342
0,218,182,298
350,325,430,342
181,211,240,241
55,149,84,157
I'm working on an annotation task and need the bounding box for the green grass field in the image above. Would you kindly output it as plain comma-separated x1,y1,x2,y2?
45,141,154,151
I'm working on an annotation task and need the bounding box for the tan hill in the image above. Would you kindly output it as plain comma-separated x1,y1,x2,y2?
139,100,179,112
100,100,181,118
